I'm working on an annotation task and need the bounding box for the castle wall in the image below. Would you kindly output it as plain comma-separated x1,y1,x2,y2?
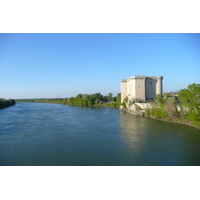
145,78,157,100
131,79,136,98
121,80,127,102
128,78,136,99
135,76,145,101
156,76,163,95
121,75,163,102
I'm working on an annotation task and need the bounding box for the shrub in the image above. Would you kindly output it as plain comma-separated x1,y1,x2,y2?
151,106,168,119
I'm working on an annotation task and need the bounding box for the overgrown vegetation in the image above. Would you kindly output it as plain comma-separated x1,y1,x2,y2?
16,93,121,108
120,83,200,129
147,83,200,129
0,98,16,109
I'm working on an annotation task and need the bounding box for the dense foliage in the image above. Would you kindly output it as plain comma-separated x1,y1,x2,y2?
146,83,200,129
0,98,16,109
16,93,122,108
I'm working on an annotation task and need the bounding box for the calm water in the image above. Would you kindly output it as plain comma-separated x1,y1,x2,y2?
0,102,200,166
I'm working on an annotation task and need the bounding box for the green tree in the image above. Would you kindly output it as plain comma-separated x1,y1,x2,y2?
164,97,179,120
70,97,76,105
108,93,113,102
95,98,100,105
178,83,200,116
76,94,83,100
154,94,165,105
123,96,128,103
116,93,121,105
121,96,128,108
150,106,168,119
178,83,200,127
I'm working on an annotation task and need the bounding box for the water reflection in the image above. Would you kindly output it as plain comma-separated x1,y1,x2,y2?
1,103,200,166
119,111,200,165
119,111,154,165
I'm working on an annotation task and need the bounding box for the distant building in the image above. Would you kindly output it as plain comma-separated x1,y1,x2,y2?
121,75,163,102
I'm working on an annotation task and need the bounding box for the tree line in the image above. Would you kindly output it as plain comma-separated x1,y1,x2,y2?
15,83,200,129
0,98,16,109
16,93,122,107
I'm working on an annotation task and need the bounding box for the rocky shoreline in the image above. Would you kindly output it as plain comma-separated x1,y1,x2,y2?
119,106,200,130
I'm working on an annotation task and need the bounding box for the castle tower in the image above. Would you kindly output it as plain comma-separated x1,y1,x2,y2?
120,75,163,102
156,76,163,95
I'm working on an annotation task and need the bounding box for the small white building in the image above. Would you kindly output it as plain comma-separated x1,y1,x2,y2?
121,75,163,102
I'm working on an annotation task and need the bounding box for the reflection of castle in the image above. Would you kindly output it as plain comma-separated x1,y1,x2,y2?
121,75,163,102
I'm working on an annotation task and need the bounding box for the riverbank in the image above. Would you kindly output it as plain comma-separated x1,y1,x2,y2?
16,99,120,108
62,101,120,108
0,99,16,109
120,106,200,130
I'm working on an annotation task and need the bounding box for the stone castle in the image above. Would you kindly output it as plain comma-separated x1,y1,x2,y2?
121,75,163,102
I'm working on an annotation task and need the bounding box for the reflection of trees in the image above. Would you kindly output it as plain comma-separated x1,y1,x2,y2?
174,129,200,165
119,111,200,165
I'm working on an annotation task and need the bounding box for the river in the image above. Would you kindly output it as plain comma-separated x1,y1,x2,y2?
0,102,200,166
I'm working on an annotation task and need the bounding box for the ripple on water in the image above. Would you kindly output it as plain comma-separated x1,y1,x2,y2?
0,103,200,166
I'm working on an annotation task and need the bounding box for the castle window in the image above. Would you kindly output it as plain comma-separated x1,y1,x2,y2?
151,82,152,84
138,85,140,87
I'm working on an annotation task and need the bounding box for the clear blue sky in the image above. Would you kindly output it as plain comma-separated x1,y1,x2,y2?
1,33,200,99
